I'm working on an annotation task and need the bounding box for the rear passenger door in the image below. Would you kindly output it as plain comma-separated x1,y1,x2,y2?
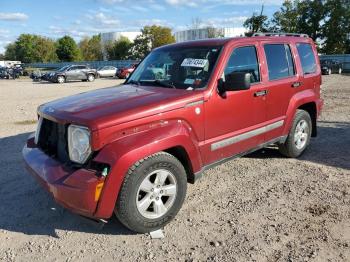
76,65,88,80
65,66,77,81
262,43,298,142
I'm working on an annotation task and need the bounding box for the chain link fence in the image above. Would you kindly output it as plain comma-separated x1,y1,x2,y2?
24,60,139,70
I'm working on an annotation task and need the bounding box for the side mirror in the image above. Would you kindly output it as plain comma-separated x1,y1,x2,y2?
219,72,251,94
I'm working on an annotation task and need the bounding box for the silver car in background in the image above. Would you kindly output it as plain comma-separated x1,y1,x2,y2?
97,66,117,78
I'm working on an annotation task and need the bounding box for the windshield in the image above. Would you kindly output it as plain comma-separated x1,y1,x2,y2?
57,65,70,72
127,46,222,90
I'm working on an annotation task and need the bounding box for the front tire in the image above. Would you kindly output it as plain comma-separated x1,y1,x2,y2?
278,109,312,158
57,75,65,84
87,74,95,82
115,152,187,233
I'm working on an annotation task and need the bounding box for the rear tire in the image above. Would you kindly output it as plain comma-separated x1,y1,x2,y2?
278,109,312,158
115,152,187,233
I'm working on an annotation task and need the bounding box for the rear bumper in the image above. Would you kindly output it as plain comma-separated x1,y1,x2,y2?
23,134,104,218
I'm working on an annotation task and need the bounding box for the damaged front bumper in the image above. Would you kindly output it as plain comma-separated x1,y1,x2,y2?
22,134,105,218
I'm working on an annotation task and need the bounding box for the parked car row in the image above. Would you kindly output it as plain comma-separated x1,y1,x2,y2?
97,66,117,78
30,63,138,83
116,64,137,79
320,59,343,75
0,66,23,79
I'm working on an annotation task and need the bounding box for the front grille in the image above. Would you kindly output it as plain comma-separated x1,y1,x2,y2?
37,118,70,163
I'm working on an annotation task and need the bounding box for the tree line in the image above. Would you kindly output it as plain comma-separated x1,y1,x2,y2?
2,25,175,63
2,0,349,63
243,0,350,54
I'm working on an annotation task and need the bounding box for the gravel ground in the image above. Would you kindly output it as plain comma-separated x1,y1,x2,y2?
0,76,349,262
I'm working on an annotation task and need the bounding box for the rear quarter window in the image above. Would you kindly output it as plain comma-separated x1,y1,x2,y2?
296,43,317,74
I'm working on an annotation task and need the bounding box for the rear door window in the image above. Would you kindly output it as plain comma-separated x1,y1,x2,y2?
264,44,295,80
296,43,317,74
224,46,260,83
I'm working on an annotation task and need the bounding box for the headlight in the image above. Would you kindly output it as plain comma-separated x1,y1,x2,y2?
68,125,92,164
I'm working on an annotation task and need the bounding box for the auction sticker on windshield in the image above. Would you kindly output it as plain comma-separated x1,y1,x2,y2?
181,58,208,68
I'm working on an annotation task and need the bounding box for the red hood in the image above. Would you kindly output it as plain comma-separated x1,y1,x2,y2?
39,84,203,130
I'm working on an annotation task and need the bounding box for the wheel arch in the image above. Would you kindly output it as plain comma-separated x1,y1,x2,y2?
283,90,319,137
164,146,195,184
92,123,202,219
298,102,317,137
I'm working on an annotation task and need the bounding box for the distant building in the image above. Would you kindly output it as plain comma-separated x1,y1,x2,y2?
100,31,141,45
100,31,141,60
174,27,246,43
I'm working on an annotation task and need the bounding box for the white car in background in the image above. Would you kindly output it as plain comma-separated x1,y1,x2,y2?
97,66,117,78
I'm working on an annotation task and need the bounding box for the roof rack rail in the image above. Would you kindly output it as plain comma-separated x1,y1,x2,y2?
252,32,309,38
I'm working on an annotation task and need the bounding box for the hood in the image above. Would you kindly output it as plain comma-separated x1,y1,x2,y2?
39,84,202,130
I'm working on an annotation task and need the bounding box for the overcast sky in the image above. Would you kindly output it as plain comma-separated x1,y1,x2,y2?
0,0,284,53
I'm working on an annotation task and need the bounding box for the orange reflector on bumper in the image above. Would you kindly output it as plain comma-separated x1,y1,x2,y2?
95,181,104,202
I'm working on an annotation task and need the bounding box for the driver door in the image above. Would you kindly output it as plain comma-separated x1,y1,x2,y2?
203,44,267,165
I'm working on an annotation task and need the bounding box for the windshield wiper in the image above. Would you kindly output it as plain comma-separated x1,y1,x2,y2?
152,80,176,89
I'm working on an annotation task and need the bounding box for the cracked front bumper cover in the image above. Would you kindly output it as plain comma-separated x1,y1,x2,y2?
22,134,103,218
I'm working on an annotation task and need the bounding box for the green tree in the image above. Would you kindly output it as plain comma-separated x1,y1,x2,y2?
37,37,58,62
322,0,350,54
105,36,132,60
270,0,300,33
0,53,4,60
243,5,269,36
13,34,38,63
3,34,57,63
4,43,17,60
79,34,103,61
56,35,81,62
131,25,175,59
271,0,325,41
297,0,325,41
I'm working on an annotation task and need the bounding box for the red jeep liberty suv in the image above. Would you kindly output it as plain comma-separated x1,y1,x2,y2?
23,33,323,233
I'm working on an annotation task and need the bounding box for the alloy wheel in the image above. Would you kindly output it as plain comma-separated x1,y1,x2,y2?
294,119,309,150
57,76,64,83
136,169,177,219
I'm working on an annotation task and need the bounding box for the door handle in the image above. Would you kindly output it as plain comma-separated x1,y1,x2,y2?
254,90,268,97
292,82,302,88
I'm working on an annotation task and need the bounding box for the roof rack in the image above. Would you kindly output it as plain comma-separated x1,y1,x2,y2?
252,32,309,38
